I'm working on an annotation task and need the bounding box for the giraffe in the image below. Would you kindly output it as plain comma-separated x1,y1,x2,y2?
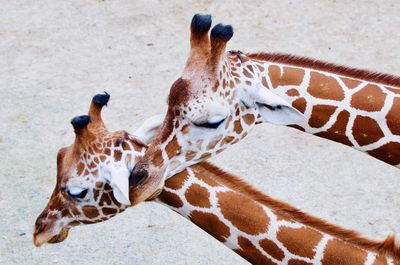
129,14,400,190
33,92,164,245
34,95,400,264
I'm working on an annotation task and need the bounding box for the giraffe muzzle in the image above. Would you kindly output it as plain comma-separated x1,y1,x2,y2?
33,217,70,247
33,227,69,247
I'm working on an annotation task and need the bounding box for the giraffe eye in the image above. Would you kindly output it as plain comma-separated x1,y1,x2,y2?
193,116,226,129
194,120,225,129
67,187,89,199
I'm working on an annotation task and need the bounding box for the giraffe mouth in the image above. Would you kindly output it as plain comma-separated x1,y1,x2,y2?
33,227,69,247
145,188,163,201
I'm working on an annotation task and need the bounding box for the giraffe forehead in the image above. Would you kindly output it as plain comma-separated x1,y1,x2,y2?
168,78,191,109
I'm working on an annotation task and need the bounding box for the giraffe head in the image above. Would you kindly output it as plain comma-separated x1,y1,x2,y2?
33,93,163,246
130,14,304,187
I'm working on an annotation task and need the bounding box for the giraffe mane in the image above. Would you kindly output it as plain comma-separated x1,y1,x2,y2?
195,162,400,260
246,52,400,88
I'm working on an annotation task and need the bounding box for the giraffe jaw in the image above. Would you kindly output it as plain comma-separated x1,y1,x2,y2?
33,227,69,247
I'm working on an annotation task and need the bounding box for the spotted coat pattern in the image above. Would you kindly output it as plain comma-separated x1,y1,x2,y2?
159,165,398,265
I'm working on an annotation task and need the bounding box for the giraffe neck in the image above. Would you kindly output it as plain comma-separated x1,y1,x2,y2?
156,162,399,265
243,53,400,167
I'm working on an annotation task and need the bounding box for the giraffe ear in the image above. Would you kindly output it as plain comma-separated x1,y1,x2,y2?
250,87,305,125
133,114,164,144
104,166,131,205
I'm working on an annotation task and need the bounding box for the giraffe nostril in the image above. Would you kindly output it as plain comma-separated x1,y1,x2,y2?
34,217,47,233
129,167,149,186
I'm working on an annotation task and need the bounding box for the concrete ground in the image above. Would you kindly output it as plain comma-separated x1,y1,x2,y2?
1,1,399,264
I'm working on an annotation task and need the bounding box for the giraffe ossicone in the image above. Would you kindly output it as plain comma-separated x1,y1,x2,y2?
34,94,399,264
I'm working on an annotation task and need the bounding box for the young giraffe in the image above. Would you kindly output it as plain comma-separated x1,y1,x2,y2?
34,94,400,264
33,92,165,245
130,14,400,189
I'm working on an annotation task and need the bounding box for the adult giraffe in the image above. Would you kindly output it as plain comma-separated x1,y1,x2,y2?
129,14,400,188
34,93,400,265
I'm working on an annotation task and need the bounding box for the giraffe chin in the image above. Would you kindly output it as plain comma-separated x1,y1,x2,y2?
129,176,165,205
33,227,69,247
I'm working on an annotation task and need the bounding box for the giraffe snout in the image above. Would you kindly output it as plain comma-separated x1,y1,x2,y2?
33,210,69,247
33,214,51,247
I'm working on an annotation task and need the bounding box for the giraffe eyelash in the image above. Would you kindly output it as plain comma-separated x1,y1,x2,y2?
193,119,225,129
67,188,89,200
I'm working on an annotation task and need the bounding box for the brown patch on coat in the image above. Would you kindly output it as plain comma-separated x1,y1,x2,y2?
122,141,130,151
259,238,285,261
185,151,196,161
165,136,181,159
292,97,307,113
277,226,322,258
102,207,117,216
308,71,345,101
212,81,219,92
189,211,230,242
315,110,352,146
243,68,253,78
104,148,111,156
233,120,243,134
99,192,112,206
93,189,100,201
309,105,337,128
368,142,400,165
236,236,276,265
351,84,387,111
287,89,300,97
82,205,99,219
261,76,268,88
164,169,189,190
159,190,183,208
386,97,400,135
321,239,367,265
222,136,235,145
152,149,164,167
257,64,265,72
268,65,281,88
247,65,254,73
268,66,304,88
185,184,211,208
217,191,269,235
352,116,384,146
76,162,85,175
243,113,255,125
114,150,122,162
342,77,361,89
